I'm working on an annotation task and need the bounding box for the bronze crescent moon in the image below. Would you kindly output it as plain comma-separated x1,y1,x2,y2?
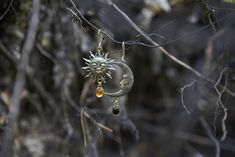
105,61,134,97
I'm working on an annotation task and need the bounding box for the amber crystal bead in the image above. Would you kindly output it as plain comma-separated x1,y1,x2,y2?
96,86,104,97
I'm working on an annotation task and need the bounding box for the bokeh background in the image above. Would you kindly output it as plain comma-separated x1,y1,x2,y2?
1,0,235,157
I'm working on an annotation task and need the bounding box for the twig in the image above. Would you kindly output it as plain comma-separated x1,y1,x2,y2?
79,79,93,106
68,0,221,48
199,0,217,32
67,3,142,46
200,116,221,157
221,108,228,141
214,68,229,111
2,0,40,156
214,67,230,141
180,81,195,115
86,122,100,157
0,41,18,64
36,43,58,65
0,0,14,21
105,0,203,78
83,111,113,133
81,109,88,147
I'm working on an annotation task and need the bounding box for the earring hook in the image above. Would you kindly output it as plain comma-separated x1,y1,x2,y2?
97,30,104,55
121,41,125,62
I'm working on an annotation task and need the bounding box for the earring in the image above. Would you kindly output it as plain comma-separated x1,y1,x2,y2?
82,32,134,116
82,30,115,98
104,42,134,97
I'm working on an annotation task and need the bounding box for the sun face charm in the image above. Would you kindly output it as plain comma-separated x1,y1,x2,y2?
82,51,115,97
82,51,115,81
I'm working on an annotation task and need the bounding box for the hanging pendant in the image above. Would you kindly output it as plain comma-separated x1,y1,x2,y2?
112,99,121,116
81,31,134,116
82,30,115,97
96,80,104,98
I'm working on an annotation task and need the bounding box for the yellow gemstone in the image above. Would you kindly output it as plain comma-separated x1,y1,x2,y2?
96,87,104,97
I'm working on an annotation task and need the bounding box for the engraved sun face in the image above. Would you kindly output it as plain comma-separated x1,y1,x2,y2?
82,51,115,80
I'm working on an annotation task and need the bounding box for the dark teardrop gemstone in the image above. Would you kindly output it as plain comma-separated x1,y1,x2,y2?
112,105,121,116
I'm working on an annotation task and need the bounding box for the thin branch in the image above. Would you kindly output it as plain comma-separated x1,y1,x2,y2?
2,0,40,156
68,0,223,48
199,0,218,32
214,67,230,141
36,43,58,65
221,108,228,141
105,0,203,78
83,111,113,133
200,116,221,157
86,122,100,157
81,109,88,147
0,41,18,64
180,81,195,115
67,4,141,46
0,0,14,21
214,67,229,109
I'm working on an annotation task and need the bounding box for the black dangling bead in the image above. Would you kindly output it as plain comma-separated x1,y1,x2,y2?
112,104,121,116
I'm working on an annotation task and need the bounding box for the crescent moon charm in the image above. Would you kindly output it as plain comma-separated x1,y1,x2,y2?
105,61,134,97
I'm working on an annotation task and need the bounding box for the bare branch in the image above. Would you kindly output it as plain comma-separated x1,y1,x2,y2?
180,81,195,115
214,67,230,141
0,0,14,21
83,111,113,133
36,43,58,65
81,109,88,147
200,116,221,157
2,0,40,156
105,0,203,78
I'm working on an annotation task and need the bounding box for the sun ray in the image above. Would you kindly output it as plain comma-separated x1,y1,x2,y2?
83,58,91,63
106,70,111,74
105,53,108,59
85,72,92,78
90,51,95,58
106,72,112,79
82,66,90,70
108,67,116,71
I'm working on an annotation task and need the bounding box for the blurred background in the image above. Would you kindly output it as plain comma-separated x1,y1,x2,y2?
1,0,235,156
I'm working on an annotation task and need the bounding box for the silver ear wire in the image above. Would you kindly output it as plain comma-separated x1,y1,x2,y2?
121,41,125,62
97,30,104,55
